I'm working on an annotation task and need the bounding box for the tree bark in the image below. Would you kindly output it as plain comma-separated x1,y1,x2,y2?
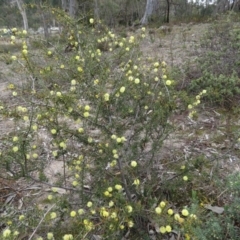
165,0,170,23
94,0,100,21
61,0,68,11
37,1,49,39
140,0,158,25
69,0,78,17
16,0,28,30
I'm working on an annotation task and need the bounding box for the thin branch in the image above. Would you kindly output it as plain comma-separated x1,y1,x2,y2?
28,204,56,240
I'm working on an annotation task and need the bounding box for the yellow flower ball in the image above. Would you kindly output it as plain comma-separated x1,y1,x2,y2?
166,80,172,86
128,76,133,81
59,142,66,149
32,125,38,131
83,112,89,118
12,146,18,152
84,105,90,111
50,212,57,219
78,209,85,215
89,18,94,24
116,137,122,143
19,215,25,221
104,93,110,101
133,179,140,185
77,66,83,72
121,136,126,142
71,79,76,85
72,181,78,187
159,201,166,208
168,209,174,215
48,195,53,200
119,224,125,229
56,91,62,97
78,128,84,133
3,229,11,237
155,207,162,214
111,212,117,218
70,211,76,217
134,78,140,84
182,209,189,217
115,184,122,191
159,226,166,234
104,191,110,197
32,153,38,159
126,205,133,213
161,61,167,67
23,116,29,121
13,231,19,237
51,129,57,134
12,91,18,96
8,83,15,89
120,86,125,93
47,51,52,56
12,136,18,142
47,232,54,240
111,134,117,140
63,234,73,240
110,160,117,167
102,210,109,217
131,161,137,167
11,55,17,61
22,49,28,55
128,221,134,228
174,213,180,221
190,214,197,219
52,151,58,157
87,201,93,208
109,201,114,207
183,176,188,181
166,225,172,233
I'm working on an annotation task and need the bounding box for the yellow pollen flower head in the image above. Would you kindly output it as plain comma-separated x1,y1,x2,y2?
155,207,162,214
131,161,137,167
182,209,189,217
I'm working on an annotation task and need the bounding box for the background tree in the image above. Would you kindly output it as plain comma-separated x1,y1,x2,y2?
141,0,159,25
16,0,29,30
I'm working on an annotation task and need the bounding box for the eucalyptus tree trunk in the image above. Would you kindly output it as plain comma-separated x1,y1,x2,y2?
16,0,28,30
69,0,78,17
141,0,158,25
61,0,78,17
37,1,49,39
61,0,68,11
231,0,240,10
94,0,100,21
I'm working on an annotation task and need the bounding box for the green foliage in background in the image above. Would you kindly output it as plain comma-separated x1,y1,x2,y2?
186,13,240,108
